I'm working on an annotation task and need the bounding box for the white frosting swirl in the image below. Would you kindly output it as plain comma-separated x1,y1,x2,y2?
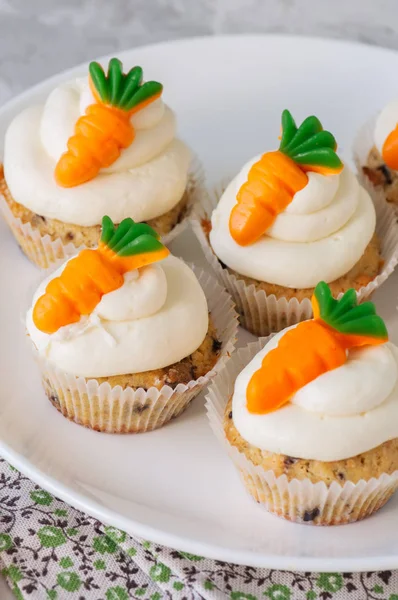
210,158,375,288
374,100,398,155
233,326,398,461
4,77,191,226
95,264,167,321
26,256,209,378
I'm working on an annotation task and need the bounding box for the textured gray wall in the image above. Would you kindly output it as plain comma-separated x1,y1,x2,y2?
1,0,398,103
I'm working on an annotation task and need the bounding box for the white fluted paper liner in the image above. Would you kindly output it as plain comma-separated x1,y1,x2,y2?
205,337,398,525
31,263,238,433
0,153,205,270
353,114,398,213
191,177,398,336
0,192,86,270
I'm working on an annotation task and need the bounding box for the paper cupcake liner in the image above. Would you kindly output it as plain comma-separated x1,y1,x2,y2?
353,114,398,213
0,192,85,269
29,263,238,433
205,338,398,525
191,178,398,336
0,154,205,270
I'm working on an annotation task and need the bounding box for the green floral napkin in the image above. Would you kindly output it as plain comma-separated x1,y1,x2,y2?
0,459,397,600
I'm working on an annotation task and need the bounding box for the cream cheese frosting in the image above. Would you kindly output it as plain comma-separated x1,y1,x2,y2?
4,77,191,226
26,255,209,378
374,100,398,156
210,158,376,288
232,326,398,462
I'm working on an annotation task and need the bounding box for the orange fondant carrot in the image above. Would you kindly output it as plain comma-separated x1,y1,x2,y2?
55,59,163,187
229,110,344,246
247,320,347,413
246,282,388,414
382,125,398,170
230,151,308,246
33,216,169,334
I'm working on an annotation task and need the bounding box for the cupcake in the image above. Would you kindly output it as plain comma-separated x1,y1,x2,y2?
1,58,200,268
26,216,237,433
206,281,398,525
193,109,398,336
355,101,398,207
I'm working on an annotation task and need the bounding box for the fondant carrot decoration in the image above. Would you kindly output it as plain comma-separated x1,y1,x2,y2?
246,282,388,414
382,125,398,170
55,58,163,187
33,216,169,334
229,110,344,246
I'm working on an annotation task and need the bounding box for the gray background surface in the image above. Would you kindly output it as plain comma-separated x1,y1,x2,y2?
1,0,398,105
1,2,398,598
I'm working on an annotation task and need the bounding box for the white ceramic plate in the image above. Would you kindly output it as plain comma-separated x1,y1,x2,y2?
1,34,398,572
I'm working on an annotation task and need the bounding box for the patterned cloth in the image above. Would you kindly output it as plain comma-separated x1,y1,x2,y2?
1,460,398,599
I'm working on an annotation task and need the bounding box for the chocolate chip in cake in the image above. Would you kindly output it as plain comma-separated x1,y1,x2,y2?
228,411,233,419
31,214,47,226
337,472,345,481
133,402,150,414
303,507,320,522
218,259,228,270
212,337,222,353
377,164,393,185
363,166,383,186
49,393,59,405
176,208,186,225
66,232,75,241
284,456,299,467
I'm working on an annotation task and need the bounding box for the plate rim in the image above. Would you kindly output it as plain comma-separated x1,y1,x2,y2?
1,32,398,120
4,437,398,573
2,32,398,572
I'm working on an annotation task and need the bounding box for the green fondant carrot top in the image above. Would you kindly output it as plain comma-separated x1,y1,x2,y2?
279,110,343,173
